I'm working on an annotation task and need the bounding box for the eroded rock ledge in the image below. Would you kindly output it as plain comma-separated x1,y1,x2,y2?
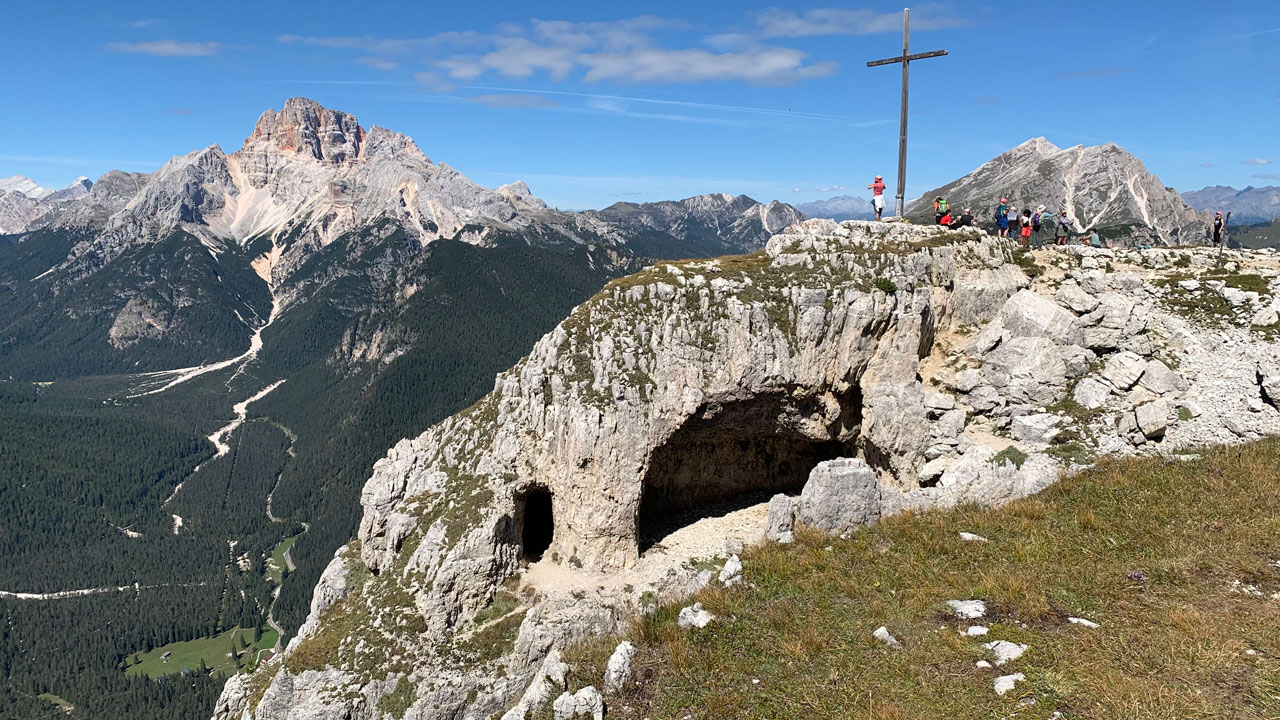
216,220,1280,720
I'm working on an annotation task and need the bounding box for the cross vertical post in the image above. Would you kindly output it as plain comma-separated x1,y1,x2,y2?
867,8,947,218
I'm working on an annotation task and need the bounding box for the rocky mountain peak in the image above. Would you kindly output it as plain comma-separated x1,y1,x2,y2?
244,97,364,167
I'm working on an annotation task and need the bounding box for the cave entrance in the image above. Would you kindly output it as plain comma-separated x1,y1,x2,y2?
518,487,554,563
637,388,860,555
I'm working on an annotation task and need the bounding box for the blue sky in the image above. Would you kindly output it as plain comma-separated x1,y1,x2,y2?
1,1,1277,209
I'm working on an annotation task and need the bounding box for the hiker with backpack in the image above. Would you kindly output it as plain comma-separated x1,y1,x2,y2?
1031,205,1045,247
1212,211,1225,245
868,175,887,221
1054,211,1072,245
995,197,1009,237
933,196,949,225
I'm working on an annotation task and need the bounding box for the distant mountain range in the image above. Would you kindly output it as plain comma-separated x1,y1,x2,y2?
907,137,1208,245
0,175,91,233
794,195,876,221
1182,185,1280,225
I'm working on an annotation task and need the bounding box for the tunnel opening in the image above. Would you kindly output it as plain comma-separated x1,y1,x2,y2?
517,487,554,563
637,386,861,555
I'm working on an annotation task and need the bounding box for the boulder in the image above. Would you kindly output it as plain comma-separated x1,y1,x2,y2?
947,599,987,619
980,337,1069,407
602,641,636,694
1137,359,1187,395
553,687,604,720
1072,376,1112,410
798,458,881,535
1010,413,1062,446
984,640,1028,666
949,369,983,393
1055,281,1100,314
1100,351,1145,391
1260,368,1280,407
765,494,796,540
501,650,570,720
1135,399,1170,439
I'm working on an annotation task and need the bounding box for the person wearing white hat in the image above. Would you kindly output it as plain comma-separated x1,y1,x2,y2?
867,174,886,220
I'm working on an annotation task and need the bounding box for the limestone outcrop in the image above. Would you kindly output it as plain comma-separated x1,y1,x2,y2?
216,220,1280,720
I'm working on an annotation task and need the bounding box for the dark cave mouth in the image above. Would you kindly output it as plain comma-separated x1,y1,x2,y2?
636,390,860,555
518,487,554,563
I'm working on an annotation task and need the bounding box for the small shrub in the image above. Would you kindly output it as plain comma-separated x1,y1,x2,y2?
874,277,898,293
1177,406,1194,422
991,446,1029,469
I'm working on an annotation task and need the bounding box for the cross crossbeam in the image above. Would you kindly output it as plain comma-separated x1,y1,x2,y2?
866,8,947,218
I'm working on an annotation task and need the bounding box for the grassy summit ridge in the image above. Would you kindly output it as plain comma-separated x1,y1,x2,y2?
553,439,1280,720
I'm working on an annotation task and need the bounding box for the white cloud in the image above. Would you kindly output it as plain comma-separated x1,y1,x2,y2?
819,185,846,192
1198,162,1214,167
1242,158,1273,165
124,18,163,29
278,32,482,54
755,5,967,37
1254,173,1280,180
581,47,836,84
105,40,221,57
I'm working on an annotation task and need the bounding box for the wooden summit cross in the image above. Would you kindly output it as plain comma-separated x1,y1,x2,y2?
867,8,947,218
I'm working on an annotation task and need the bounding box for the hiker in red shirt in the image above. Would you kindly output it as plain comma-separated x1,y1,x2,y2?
867,174,886,220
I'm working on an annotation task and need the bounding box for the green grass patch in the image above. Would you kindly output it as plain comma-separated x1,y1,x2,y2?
553,439,1280,719
873,277,898,293
376,676,418,719
38,693,74,712
267,534,300,584
125,627,261,678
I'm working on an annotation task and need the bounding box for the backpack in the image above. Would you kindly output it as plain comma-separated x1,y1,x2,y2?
938,199,948,214
1032,212,1041,230
992,205,1003,221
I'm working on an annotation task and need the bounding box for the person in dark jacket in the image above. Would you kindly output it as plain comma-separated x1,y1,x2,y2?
952,208,975,228
1212,211,1225,245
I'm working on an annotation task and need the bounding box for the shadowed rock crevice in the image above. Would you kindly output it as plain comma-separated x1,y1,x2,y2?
517,487,554,562
637,386,860,554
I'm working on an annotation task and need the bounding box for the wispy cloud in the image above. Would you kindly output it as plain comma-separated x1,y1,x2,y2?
1199,162,1213,167
294,16,839,86
793,184,847,193
123,18,163,29
105,40,221,57
1242,158,1273,165
466,85,870,123
1254,173,1280,180
166,108,194,115
1054,67,1132,80
976,96,997,105
1137,26,1280,55
278,32,482,54
467,94,559,108
354,57,399,71
755,5,967,37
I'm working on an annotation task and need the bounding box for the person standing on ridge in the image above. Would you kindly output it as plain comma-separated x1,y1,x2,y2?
933,196,948,225
995,197,1009,237
868,175,887,220
1212,211,1225,245
1031,205,1044,246
1055,210,1072,245
1019,209,1033,248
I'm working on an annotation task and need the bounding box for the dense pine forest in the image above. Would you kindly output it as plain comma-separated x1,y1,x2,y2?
0,235,620,718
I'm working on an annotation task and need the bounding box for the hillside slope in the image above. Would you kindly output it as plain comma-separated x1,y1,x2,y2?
217,220,1280,720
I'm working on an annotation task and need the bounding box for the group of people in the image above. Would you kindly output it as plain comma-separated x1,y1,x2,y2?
916,185,1105,248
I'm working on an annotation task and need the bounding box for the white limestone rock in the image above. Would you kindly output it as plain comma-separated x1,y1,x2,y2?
677,602,714,630
765,494,796,540
994,673,1026,696
553,687,604,720
1100,351,1146,391
798,458,881,535
984,640,1028,665
1073,376,1113,410
718,555,743,587
873,626,902,648
1136,400,1170,439
602,641,636,694
947,599,987,619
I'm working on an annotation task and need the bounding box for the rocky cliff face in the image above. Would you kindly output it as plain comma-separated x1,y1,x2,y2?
214,219,1280,720
908,138,1208,245
0,176,93,234
589,193,805,255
